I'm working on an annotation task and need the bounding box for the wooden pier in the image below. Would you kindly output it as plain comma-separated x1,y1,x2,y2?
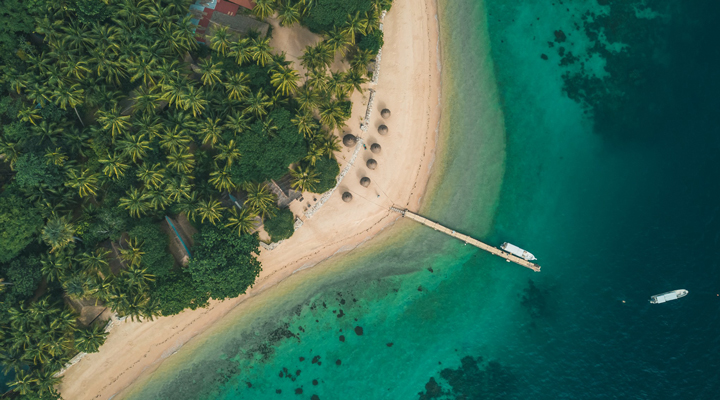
391,207,541,272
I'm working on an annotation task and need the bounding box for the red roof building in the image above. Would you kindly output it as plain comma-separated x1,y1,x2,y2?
227,0,255,10
215,0,239,16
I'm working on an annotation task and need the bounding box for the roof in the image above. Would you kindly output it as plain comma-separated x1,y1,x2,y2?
215,0,239,16
227,0,255,10
210,12,269,36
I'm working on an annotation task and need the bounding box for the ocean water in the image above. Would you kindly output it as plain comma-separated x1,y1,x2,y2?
126,0,720,399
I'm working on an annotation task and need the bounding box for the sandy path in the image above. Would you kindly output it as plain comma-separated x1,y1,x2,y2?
57,0,441,398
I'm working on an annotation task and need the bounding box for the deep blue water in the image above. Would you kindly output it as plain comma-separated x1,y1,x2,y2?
127,0,720,399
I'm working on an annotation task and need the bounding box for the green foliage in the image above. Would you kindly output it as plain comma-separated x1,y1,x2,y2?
313,157,340,193
303,0,374,33
74,324,108,353
0,188,44,263
151,270,210,316
231,108,307,182
358,29,384,55
188,225,261,300
3,256,42,299
263,208,295,242
14,153,60,189
0,0,39,63
129,221,174,278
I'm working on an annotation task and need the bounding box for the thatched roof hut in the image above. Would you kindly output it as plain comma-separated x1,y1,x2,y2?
381,109,391,119
378,125,388,135
366,159,378,170
343,134,357,147
370,143,381,154
342,192,353,202
360,177,371,187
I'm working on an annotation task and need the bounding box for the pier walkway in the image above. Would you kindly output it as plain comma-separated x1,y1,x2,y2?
391,207,541,272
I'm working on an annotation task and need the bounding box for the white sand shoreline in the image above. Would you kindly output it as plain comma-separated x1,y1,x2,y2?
57,0,442,398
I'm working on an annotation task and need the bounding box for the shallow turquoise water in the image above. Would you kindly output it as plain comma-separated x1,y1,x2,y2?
129,0,720,398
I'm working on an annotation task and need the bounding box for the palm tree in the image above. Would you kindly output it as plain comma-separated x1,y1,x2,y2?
77,248,111,275
291,111,318,138
317,133,341,157
326,27,352,56
251,36,273,67
270,65,300,95
99,152,130,180
42,215,76,253
116,133,152,163
132,84,161,116
167,148,196,173
243,182,277,219
127,52,159,86
52,83,86,125
197,58,223,86
181,85,207,117
17,106,42,125
350,48,373,74
210,26,232,56
224,72,251,101
224,111,250,134
75,325,108,353
290,164,319,192
174,191,200,221
277,1,302,26
97,106,131,139
159,125,193,152
165,176,193,202
319,100,348,131
63,273,94,300
225,207,258,236
8,370,34,395
230,38,253,66
0,139,20,170
300,43,334,74
42,147,68,168
199,117,224,147
294,85,321,112
253,0,276,19
196,198,225,225
40,253,68,282
243,89,272,119
344,70,368,94
32,120,63,146
304,143,324,166
327,71,350,99
146,189,171,210
160,78,187,108
136,163,166,189
0,278,11,293
119,188,151,218
133,113,163,138
343,11,369,43
214,139,242,167
120,238,145,267
65,168,100,197
209,165,235,191
32,368,63,398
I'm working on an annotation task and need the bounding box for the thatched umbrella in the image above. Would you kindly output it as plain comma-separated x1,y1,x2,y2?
378,125,388,135
342,192,353,202
360,177,371,187
366,159,377,170
381,109,391,119
370,143,382,154
343,134,357,147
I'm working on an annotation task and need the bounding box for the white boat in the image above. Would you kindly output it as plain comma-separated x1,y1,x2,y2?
649,289,688,304
500,242,537,261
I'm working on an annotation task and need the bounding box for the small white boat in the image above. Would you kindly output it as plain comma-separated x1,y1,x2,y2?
500,242,537,261
649,289,688,304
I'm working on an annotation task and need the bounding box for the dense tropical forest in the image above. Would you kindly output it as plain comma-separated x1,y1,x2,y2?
0,0,391,397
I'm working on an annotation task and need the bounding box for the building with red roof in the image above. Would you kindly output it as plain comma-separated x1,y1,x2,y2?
227,0,255,10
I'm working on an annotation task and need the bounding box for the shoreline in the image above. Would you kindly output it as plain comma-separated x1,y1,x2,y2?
57,0,442,398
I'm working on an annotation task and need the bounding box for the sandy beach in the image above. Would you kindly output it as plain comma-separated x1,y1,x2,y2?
57,0,441,398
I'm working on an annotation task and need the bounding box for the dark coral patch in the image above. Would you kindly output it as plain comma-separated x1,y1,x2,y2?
312,355,321,364
276,389,282,394
354,326,363,336
295,387,303,394
299,357,305,362
335,359,341,366
387,343,394,347
312,379,319,386
311,396,320,400
339,335,345,342
541,54,549,60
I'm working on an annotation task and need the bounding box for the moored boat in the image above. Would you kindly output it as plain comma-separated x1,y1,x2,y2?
500,242,537,261
649,289,688,304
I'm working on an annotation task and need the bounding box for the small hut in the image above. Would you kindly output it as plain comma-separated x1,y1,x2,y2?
342,192,353,202
360,177,371,187
381,109,391,119
378,125,388,135
343,134,357,147
366,159,378,170
370,143,382,154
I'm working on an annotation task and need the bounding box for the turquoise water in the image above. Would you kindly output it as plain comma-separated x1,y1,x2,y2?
128,0,720,399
